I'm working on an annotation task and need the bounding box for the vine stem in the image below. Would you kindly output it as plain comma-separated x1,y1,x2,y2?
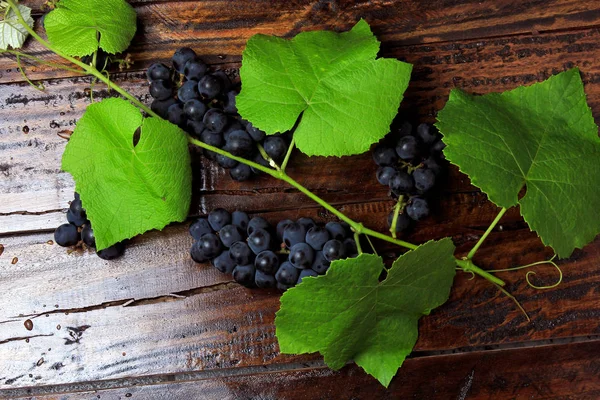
467,207,508,259
6,0,155,117
456,259,506,286
280,137,295,172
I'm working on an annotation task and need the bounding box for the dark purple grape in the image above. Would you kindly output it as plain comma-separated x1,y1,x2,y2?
167,103,186,127
430,139,446,156
223,91,238,114
275,261,299,286
413,168,436,193
311,251,330,275
372,144,398,167
297,217,316,232
246,122,266,142
172,47,197,73
231,211,250,231
97,241,126,260
183,99,207,121
325,222,346,241
416,123,437,145
233,264,255,288
198,74,222,100
248,228,271,255
423,157,442,176
376,166,397,186
305,226,330,251
69,198,86,219
255,270,277,288
67,209,87,227
151,98,177,119
229,163,253,181
297,269,318,284
200,130,224,148
203,109,228,133
198,233,222,258
389,171,414,196
406,197,429,221
177,80,199,102
54,223,79,247
190,218,212,240
322,239,345,262
387,211,411,233
81,224,96,248
229,241,253,265
208,208,231,231
183,59,207,81
255,250,279,274
226,130,254,157
282,222,306,248
219,224,244,248
277,219,294,242
216,152,238,169
289,243,314,269
396,136,420,161
147,63,171,81
343,238,358,258
247,217,270,236
263,136,287,161
149,79,173,100
212,250,236,274
212,70,232,92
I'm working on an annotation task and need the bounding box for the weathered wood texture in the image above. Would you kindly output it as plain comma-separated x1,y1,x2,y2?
8,340,600,399
1,0,600,397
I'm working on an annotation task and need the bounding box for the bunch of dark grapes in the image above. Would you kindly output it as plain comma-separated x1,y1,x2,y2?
53,192,126,260
146,47,292,182
189,209,358,291
372,121,446,234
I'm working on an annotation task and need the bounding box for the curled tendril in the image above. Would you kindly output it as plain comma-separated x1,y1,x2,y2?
457,268,476,280
487,255,563,290
16,54,44,91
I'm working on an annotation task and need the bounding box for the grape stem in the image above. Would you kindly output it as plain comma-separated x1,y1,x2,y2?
280,137,295,172
8,0,506,288
353,232,363,254
467,207,508,260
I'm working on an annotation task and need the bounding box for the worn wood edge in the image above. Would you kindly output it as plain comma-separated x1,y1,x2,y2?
3,338,600,399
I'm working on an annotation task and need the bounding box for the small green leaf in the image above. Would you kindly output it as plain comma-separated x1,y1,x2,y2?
0,4,33,50
276,239,456,387
237,19,412,157
62,98,191,250
436,68,600,258
44,0,136,57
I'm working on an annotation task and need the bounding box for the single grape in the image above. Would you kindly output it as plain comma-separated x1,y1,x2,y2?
198,233,222,258
208,208,231,231
226,130,254,157
413,168,436,193
255,270,277,288
416,123,437,145
149,79,172,100
185,120,205,138
183,99,207,121
229,241,253,265
172,47,197,73
167,103,186,127
189,218,213,240
255,250,279,274
251,152,270,174
233,264,256,288
231,211,250,231
248,228,271,255
97,241,126,260
389,170,414,196
54,223,79,247
216,152,238,169
263,136,287,161
190,240,208,263
151,98,177,119
311,251,330,275
297,217,316,232
276,219,294,242
372,144,398,167
229,163,253,181
147,62,171,81
67,209,87,227
430,139,446,156
200,129,224,149
212,70,232,92
275,261,299,286
212,250,236,274
305,226,330,251
343,238,358,258
203,109,228,133
423,157,442,176
322,239,346,262
387,211,411,233
282,222,306,248
81,224,96,248
396,135,420,160
223,122,244,142
325,222,346,241
246,122,266,142
183,59,207,81
406,197,430,221
74,192,80,201
277,282,294,292
289,242,314,269
69,198,86,219
376,166,397,186
297,269,318,284
177,80,200,102
198,74,222,100
247,217,270,236
223,91,238,114
219,224,244,248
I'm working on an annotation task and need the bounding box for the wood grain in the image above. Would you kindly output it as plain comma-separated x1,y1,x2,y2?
6,340,600,399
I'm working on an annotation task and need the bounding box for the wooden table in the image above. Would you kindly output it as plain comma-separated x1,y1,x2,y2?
1,1,600,398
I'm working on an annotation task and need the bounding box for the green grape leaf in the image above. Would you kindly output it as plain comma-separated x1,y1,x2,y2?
236,19,412,157
0,4,34,50
436,68,600,258
62,98,191,250
44,0,136,57
276,239,456,387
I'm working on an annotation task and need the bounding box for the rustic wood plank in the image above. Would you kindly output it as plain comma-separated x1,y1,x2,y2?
4,0,600,83
5,340,600,399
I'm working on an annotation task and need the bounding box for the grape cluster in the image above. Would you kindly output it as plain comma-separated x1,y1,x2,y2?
372,121,446,233
53,192,126,260
146,47,291,181
189,209,358,291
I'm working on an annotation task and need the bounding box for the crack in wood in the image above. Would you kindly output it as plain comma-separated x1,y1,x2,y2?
12,281,239,319
0,209,64,217
0,333,54,345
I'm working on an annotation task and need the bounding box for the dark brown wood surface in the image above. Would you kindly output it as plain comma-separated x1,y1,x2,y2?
1,0,600,398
